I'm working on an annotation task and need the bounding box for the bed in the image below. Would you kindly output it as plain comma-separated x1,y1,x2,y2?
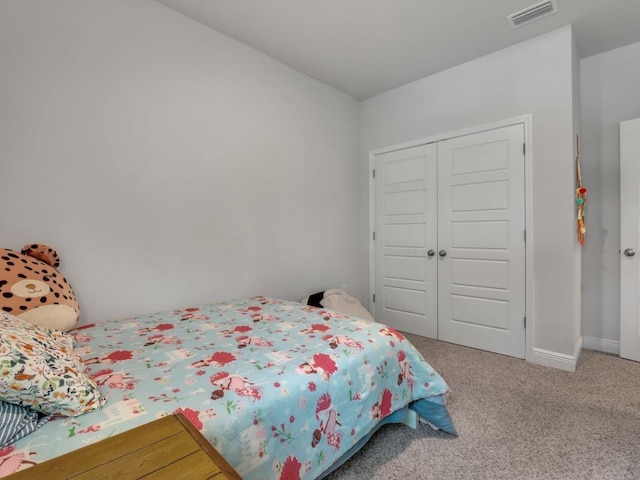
0,296,455,479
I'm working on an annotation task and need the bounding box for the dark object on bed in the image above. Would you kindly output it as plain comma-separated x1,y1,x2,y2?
307,291,326,308
302,288,375,322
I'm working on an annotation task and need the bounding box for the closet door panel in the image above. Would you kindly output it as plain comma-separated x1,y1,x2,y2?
437,125,526,358
374,144,438,338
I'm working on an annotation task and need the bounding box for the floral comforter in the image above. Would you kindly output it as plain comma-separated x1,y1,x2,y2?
1,297,453,479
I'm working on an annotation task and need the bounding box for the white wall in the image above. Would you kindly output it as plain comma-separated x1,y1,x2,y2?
3,0,628,364
360,27,580,363
0,0,361,324
580,41,640,352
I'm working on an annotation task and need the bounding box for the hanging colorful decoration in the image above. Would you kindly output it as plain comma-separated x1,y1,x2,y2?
576,135,587,246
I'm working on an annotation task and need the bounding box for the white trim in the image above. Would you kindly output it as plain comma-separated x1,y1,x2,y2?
583,336,620,355
369,115,533,156
531,348,576,371
369,153,376,316
523,115,535,366
531,349,576,371
369,115,534,361
531,336,582,372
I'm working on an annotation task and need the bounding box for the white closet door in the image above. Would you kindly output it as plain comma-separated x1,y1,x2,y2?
374,144,438,338
620,118,640,362
437,124,526,358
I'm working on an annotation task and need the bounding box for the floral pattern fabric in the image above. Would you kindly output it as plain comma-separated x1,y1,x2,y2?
0,312,106,417
0,297,451,479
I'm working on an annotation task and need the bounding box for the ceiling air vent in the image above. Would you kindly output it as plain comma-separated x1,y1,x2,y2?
507,0,558,29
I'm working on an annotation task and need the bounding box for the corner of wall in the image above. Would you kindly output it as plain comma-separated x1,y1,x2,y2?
583,336,620,355
531,335,582,372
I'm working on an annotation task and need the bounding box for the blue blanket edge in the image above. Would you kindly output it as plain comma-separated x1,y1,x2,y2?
317,394,457,479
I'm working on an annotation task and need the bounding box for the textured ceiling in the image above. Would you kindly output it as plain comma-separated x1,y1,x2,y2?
155,0,640,100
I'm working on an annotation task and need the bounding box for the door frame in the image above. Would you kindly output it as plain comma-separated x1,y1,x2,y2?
369,114,535,362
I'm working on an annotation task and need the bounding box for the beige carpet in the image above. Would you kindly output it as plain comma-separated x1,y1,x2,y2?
326,335,640,480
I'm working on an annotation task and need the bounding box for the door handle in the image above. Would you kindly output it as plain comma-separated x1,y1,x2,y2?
624,248,636,257
427,250,435,257
439,250,447,257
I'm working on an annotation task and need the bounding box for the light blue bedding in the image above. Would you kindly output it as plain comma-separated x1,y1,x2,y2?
1,297,455,479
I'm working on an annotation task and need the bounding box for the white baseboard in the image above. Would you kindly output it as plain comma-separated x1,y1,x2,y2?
583,336,620,355
531,337,582,372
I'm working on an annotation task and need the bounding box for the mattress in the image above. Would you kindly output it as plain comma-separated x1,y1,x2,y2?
0,296,455,479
